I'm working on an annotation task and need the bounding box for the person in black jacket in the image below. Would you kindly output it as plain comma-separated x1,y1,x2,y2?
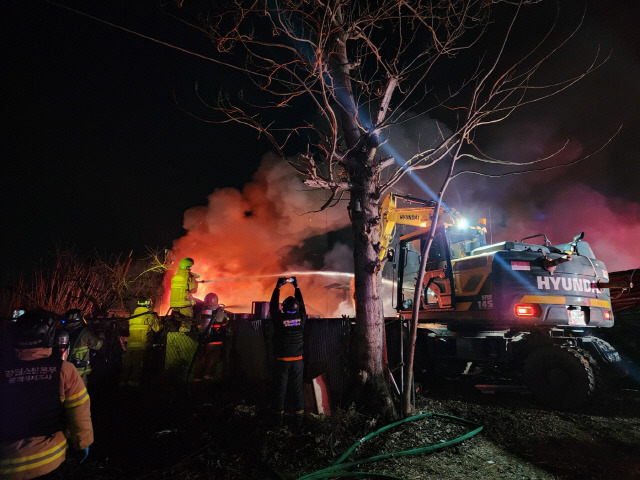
269,276,307,430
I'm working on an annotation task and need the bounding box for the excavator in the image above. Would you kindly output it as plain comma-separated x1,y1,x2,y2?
380,193,625,409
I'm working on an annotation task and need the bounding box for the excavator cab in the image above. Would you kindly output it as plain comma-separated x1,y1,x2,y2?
421,228,453,309
395,228,452,311
379,192,486,315
396,223,486,314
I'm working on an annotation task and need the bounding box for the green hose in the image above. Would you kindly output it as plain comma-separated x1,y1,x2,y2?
296,412,483,480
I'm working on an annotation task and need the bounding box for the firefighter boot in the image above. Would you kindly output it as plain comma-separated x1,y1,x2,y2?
292,411,304,433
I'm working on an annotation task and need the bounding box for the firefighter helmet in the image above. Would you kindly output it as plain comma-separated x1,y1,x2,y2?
204,293,219,308
138,297,152,308
62,308,86,329
13,309,57,349
178,257,194,270
282,296,299,314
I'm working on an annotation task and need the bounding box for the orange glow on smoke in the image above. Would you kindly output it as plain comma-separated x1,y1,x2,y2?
158,155,358,318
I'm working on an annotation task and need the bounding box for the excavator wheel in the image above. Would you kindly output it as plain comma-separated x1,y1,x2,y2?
583,337,628,378
524,345,596,409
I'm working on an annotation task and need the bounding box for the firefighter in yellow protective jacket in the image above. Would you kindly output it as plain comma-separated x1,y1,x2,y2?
170,257,200,316
61,309,104,386
170,257,201,332
0,310,93,480
120,298,161,387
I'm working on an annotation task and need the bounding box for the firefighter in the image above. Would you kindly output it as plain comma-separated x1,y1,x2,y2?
0,309,93,480
269,277,307,430
170,257,201,331
120,297,161,388
61,309,104,387
166,258,201,384
192,293,229,382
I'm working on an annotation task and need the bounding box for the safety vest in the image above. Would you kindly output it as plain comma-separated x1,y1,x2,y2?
0,355,64,441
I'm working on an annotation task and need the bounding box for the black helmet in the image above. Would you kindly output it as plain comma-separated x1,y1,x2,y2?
138,297,152,308
204,293,219,308
282,296,299,314
62,309,86,329
13,309,57,349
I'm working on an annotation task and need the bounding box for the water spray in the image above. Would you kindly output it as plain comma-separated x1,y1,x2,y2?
200,271,355,283
199,270,395,288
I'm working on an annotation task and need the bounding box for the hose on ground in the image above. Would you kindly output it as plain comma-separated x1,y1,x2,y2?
295,412,483,480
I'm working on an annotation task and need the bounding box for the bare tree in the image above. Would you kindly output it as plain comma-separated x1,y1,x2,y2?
8,248,168,318
167,0,610,416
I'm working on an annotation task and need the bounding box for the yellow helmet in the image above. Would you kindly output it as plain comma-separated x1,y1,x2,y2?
178,257,194,270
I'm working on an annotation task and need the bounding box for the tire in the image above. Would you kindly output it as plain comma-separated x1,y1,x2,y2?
524,345,596,409
583,337,628,378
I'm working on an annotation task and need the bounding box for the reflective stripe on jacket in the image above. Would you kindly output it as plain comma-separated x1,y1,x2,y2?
68,327,103,376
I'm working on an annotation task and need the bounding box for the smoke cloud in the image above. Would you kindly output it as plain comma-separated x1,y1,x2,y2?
162,154,356,317
490,184,640,272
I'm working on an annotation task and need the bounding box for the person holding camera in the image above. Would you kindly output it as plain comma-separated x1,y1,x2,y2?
269,277,307,430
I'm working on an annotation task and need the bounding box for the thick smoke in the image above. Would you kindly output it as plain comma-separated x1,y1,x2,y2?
162,154,355,317
490,184,640,272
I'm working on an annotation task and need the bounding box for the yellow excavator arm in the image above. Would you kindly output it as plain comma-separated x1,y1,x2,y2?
379,193,458,262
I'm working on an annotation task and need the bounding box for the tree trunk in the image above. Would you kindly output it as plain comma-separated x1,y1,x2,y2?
347,161,394,416
401,153,460,416
401,232,435,416
328,13,394,417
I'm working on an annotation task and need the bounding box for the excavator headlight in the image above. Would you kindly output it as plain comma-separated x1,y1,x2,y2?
514,303,541,318
456,218,469,229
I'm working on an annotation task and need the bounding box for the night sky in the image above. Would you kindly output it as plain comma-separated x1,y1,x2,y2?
3,0,262,282
3,0,639,287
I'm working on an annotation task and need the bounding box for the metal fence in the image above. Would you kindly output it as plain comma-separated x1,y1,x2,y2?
87,315,356,405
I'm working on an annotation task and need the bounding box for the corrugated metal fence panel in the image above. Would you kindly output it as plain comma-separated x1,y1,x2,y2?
304,317,351,405
233,318,270,382
228,317,351,404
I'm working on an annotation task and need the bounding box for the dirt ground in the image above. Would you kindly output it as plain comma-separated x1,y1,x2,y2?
53,369,640,480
